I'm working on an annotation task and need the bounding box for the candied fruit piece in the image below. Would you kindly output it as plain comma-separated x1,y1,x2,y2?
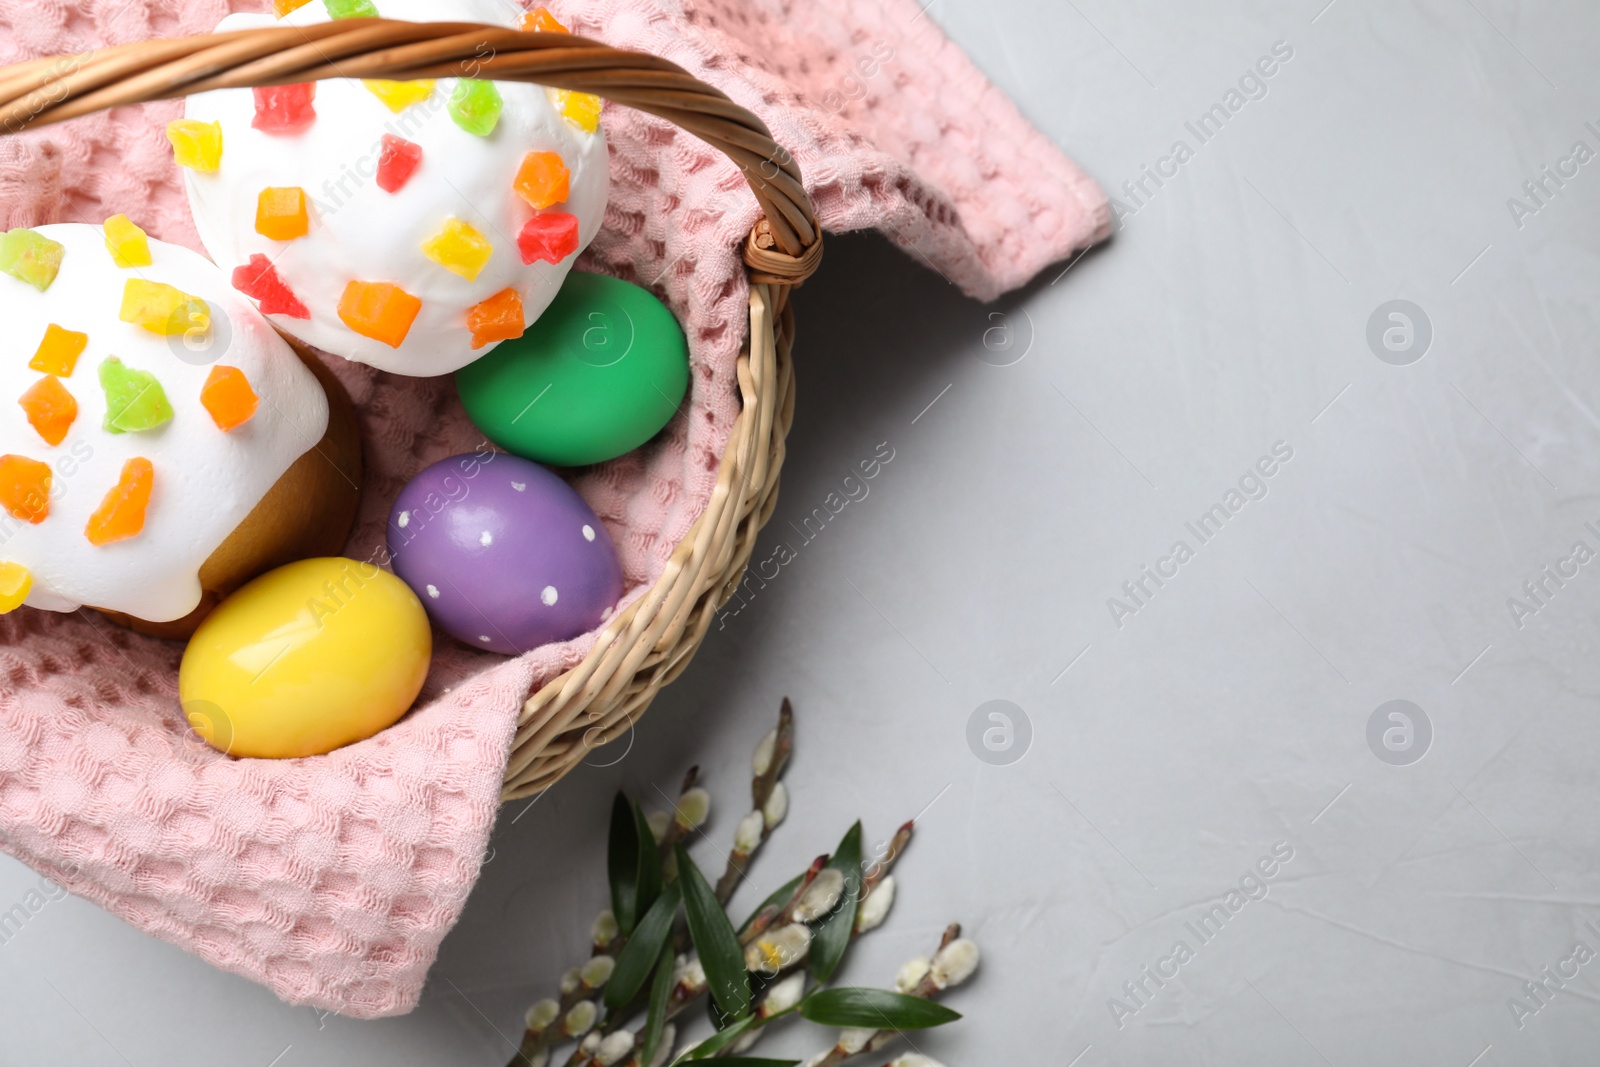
467,288,526,350
29,324,88,377
256,187,310,241
449,79,503,137
0,228,66,292
338,281,421,348
364,79,435,113
232,254,311,318
549,88,602,133
521,7,568,31
0,561,30,614
275,0,313,15
99,358,174,435
324,0,377,16
252,83,317,134
102,215,152,268
517,213,580,264
166,119,223,172
201,365,260,433
0,455,51,524
514,151,570,209
377,134,423,193
86,458,154,546
19,376,77,446
120,279,210,338
421,217,494,281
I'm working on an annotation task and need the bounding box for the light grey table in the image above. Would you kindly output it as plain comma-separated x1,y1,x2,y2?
6,1,1600,1063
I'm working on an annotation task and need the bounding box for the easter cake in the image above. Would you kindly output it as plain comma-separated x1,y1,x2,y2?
3,4,704,761
179,0,610,376
0,222,361,639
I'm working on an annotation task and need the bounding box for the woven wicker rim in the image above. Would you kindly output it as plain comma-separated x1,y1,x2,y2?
0,19,819,799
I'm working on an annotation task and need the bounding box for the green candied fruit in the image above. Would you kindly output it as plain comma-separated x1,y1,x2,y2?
0,228,66,292
448,79,504,137
323,0,378,17
99,357,174,434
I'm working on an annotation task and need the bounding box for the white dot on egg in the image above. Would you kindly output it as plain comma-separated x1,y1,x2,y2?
541,586,559,606
479,635,491,643
511,481,527,492
397,511,411,528
426,584,440,599
582,525,595,542
480,531,493,546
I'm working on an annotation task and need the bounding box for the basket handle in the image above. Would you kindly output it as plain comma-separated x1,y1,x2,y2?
0,18,822,286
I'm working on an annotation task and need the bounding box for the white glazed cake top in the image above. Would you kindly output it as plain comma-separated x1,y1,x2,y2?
0,224,330,623
183,0,610,377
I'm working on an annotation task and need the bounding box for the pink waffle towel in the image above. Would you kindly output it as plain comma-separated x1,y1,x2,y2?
0,0,1108,1018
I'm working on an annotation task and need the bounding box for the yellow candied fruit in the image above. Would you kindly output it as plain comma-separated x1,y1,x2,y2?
120,279,210,338
275,0,314,14
548,88,602,133
421,217,494,282
103,214,152,268
363,79,436,113
0,561,30,614
166,119,223,172
29,324,88,378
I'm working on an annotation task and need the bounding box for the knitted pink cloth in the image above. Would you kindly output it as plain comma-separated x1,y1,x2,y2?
0,0,1108,1018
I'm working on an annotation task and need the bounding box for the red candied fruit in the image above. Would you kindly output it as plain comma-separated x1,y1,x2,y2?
516,213,580,265
252,83,317,135
376,134,423,194
232,254,311,318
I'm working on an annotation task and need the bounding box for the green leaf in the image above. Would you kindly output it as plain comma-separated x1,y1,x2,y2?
608,793,641,937
605,882,681,1010
738,874,802,936
697,1061,798,1066
807,821,863,982
673,1013,760,1061
799,988,961,1030
639,940,676,1067
675,845,751,1021
633,798,664,916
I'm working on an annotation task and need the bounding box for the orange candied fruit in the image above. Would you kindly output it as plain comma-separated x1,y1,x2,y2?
338,281,422,349
514,151,571,210
0,454,51,525
256,187,310,241
467,288,526,350
200,365,260,433
275,0,313,14
29,324,88,377
19,376,77,446
521,6,568,31
85,457,154,547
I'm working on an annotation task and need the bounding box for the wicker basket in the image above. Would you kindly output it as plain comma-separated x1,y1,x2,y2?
0,18,822,801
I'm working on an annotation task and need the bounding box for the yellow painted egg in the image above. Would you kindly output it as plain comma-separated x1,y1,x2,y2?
178,557,431,759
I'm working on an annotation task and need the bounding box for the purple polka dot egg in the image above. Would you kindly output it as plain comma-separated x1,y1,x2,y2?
387,452,622,655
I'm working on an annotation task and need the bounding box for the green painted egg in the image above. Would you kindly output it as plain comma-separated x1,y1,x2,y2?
456,273,690,467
